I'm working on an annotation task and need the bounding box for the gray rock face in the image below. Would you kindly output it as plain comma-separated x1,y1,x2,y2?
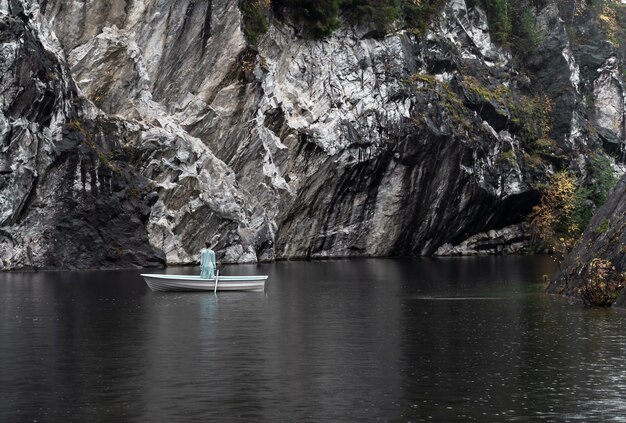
594,56,625,152
557,1,626,160
0,0,624,269
0,1,164,269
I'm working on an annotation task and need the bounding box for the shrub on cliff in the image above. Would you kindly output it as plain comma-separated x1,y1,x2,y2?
245,0,447,39
477,0,511,44
476,0,548,62
574,258,625,307
529,171,578,254
342,0,403,36
241,0,272,44
593,0,626,47
276,0,343,36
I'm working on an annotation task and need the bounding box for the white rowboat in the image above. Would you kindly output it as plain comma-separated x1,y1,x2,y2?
141,274,268,292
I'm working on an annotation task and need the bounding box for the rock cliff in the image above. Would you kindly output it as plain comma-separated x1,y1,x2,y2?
0,0,624,269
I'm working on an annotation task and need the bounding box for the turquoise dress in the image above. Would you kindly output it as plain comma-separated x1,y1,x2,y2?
200,248,216,279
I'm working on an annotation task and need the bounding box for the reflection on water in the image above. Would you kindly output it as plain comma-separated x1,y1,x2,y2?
2,257,626,421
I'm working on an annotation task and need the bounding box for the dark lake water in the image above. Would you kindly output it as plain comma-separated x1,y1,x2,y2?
2,256,626,422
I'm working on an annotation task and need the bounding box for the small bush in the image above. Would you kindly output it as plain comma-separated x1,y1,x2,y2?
575,258,625,307
533,138,556,152
568,154,617,235
595,218,610,234
272,0,341,37
587,153,616,206
476,0,549,63
478,0,511,45
516,94,553,141
401,0,447,35
342,0,402,36
241,0,272,44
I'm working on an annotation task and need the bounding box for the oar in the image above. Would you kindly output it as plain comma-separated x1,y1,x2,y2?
214,268,219,293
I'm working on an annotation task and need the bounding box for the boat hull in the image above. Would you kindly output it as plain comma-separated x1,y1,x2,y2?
141,274,267,292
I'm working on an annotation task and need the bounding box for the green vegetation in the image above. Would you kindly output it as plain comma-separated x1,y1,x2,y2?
240,0,272,44
587,153,618,206
241,0,447,40
592,0,626,47
476,0,547,60
399,0,448,35
273,0,342,37
345,0,448,36
411,73,438,85
529,155,617,255
409,73,472,132
497,150,516,164
570,154,617,233
563,0,626,70
595,218,610,234
477,0,511,44
515,95,553,142
342,0,403,35
241,0,624,67
533,138,556,152
68,119,82,131
458,75,555,149
407,72,561,161
458,76,552,136
459,75,511,103
529,171,578,253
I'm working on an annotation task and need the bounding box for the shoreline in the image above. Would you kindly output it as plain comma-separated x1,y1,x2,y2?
0,253,552,274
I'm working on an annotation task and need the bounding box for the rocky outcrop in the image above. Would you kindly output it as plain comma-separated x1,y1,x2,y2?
555,0,626,160
548,175,626,305
0,0,624,269
595,56,625,155
0,2,165,269
434,224,528,256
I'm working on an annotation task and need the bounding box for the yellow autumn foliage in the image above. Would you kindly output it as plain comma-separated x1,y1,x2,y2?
530,172,577,252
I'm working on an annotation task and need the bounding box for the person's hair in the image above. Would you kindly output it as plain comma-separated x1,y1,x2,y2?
205,241,211,248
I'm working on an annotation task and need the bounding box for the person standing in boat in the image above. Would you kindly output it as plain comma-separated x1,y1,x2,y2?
200,241,217,279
